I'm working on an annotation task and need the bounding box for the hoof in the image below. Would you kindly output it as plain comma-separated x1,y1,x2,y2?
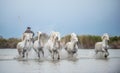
104,55,107,58
58,57,60,60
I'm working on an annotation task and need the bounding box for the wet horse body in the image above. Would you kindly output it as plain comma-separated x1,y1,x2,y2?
45,31,61,60
65,33,78,56
33,32,49,59
17,33,33,59
51,36,61,60
95,33,109,58
65,42,78,55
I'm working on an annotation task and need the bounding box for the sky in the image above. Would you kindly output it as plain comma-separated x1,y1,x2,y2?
0,0,120,38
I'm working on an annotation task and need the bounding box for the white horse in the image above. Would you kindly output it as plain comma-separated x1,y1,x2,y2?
65,33,78,57
95,33,110,58
17,33,33,59
33,31,49,59
45,31,61,60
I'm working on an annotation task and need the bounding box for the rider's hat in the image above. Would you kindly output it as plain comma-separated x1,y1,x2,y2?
27,27,31,29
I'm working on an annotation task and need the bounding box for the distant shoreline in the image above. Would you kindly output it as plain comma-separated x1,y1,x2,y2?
0,35,120,49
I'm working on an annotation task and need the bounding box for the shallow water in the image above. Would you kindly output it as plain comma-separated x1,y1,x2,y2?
0,49,120,73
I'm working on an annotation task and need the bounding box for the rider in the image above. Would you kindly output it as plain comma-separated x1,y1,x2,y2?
24,27,34,34
22,27,34,42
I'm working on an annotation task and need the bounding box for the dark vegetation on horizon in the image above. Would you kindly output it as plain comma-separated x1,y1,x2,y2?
0,35,120,49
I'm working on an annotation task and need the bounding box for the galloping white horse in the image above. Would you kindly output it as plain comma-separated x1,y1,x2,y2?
45,31,61,60
65,33,78,56
17,33,33,59
95,33,110,58
33,31,49,59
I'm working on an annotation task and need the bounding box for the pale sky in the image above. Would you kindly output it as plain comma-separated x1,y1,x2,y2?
0,0,120,38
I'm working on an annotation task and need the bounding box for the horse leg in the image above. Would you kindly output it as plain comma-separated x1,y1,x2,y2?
106,49,109,55
22,49,26,58
71,53,74,57
40,47,44,57
18,50,21,57
52,52,54,60
106,50,109,56
37,48,42,59
17,48,22,57
38,51,40,59
65,47,67,50
57,51,60,60
18,49,20,55
95,50,98,55
33,48,37,53
104,50,109,58
19,51,23,57
42,49,44,57
26,51,28,59
104,54,107,58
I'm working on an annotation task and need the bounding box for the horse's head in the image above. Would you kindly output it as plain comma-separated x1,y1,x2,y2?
101,33,109,41
54,32,61,42
49,31,61,48
24,33,33,42
49,31,55,41
49,31,60,41
37,31,42,40
101,33,110,47
22,32,33,41
70,33,78,43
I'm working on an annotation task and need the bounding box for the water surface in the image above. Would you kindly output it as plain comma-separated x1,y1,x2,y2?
0,49,120,73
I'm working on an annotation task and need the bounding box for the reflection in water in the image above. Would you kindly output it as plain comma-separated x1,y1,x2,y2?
0,49,120,73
